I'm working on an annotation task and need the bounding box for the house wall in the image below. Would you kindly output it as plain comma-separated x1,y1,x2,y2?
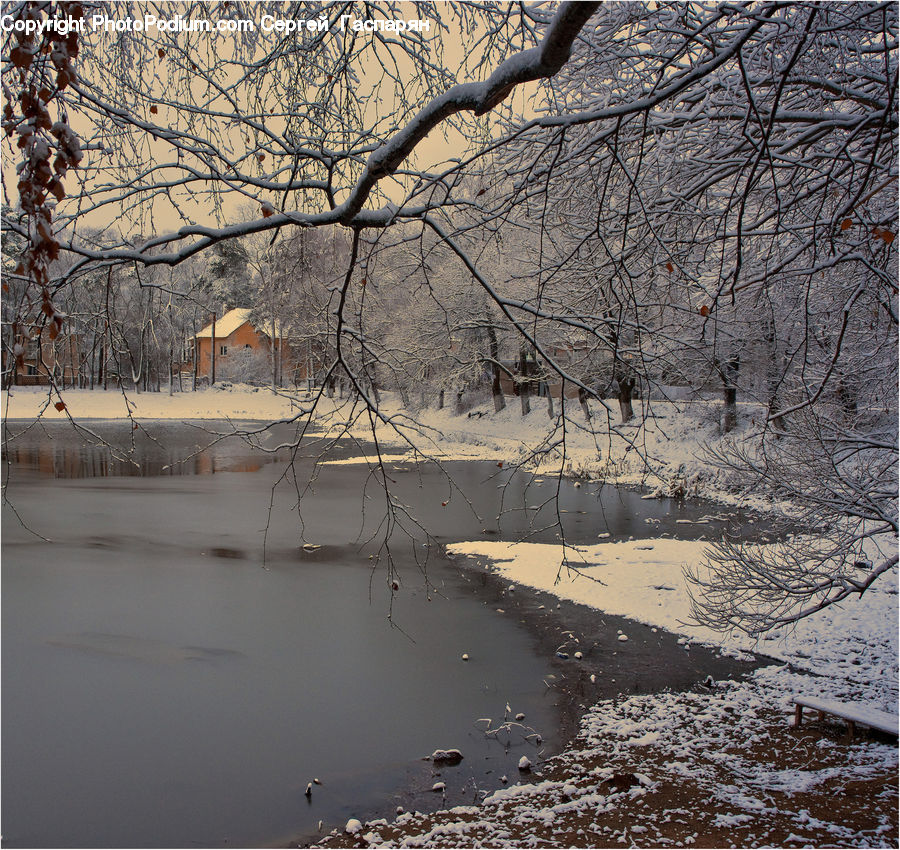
8,331,82,387
195,321,303,382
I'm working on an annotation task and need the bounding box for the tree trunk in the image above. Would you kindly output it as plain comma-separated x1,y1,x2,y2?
617,376,635,423
103,267,111,391
546,385,554,418
518,348,531,416
720,355,739,433
722,386,737,432
837,378,857,419
486,324,505,412
271,339,277,389
767,396,784,434
438,389,444,409
763,319,784,433
578,386,591,421
89,333,97,389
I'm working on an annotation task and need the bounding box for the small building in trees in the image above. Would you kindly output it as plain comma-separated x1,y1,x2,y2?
3,322,83,387
192,307,321,386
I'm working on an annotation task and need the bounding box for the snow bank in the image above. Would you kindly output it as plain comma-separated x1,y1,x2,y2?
1,384,320,422
447,537,899,714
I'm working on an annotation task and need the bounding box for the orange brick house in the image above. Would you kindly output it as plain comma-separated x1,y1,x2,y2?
193,308,294,383
193,307,330,386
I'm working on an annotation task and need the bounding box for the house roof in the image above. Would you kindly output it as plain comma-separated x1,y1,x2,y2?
195,308,281,339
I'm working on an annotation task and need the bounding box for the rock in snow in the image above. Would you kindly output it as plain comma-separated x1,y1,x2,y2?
431,748,463,765
461,653,469,661
618,634,629,642
345,818,363,835
518,755,532,771
431,781,446,792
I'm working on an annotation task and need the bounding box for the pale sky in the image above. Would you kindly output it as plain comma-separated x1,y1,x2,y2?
2,2,544,240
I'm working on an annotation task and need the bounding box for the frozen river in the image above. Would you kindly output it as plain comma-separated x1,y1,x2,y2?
2,421,759,847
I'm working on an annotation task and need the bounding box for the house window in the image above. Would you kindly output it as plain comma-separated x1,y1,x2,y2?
219,345,228,356
244,344,251,349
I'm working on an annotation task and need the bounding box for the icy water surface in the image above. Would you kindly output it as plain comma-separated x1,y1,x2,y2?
2,421,757,848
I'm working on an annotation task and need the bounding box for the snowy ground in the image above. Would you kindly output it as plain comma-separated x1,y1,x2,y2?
4,383,897,846
1,383,317,423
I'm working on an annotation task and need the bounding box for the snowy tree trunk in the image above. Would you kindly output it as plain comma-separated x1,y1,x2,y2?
578,386,591,421
720,356,739,433
617,376,635,423
518,348,531,416
487,324,505,413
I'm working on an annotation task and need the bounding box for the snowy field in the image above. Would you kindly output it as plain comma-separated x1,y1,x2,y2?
4,383,897,846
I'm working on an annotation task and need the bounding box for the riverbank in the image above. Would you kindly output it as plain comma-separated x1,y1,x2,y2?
312,537,897,848
1,383,775,509
4,383,897,847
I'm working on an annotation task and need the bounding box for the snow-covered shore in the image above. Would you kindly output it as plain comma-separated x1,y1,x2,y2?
447,537,898,715
1,383,317,423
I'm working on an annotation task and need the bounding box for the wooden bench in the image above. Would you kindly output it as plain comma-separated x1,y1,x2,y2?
792,694,899,739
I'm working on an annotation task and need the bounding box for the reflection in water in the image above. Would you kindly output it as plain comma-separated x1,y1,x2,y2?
3,429,270,477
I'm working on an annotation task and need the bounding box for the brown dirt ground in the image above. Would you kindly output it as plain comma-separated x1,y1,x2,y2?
314,715,897,848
